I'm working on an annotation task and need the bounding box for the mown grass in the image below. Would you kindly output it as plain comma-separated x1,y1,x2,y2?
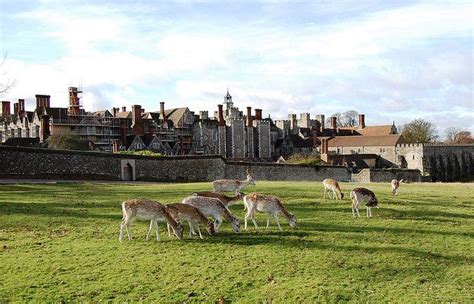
0,181,473,302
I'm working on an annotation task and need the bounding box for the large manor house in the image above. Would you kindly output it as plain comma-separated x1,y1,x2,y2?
1,87,472,181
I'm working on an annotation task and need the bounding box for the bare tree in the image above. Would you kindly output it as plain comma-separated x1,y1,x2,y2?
401,118,439,143
0,53,16,98
445,128,474,144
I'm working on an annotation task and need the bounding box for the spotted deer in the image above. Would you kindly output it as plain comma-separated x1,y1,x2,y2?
212,169,256,194
243,193,297,231
391,179,403,196
182,196,240,233
119,199,183,242
165,203,215,239
350,188,379,218
191,191,245,207
322,178,344,200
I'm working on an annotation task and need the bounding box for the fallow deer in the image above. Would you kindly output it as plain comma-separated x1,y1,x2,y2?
165,203,215,239
212,169,256,194
243,193,297,231
350,188,379,218
322,178,344,200
191,191,245,207
182,196,240,233
119,199,183,242
391,179,403,196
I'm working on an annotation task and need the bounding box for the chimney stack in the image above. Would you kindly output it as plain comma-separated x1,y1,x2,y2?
131,105,143,135
358,114,365,129
199,111,209,120
18,99,25,118
122,106,126,112
331,116,337,130
312,129,318,147
217,104,225,126
1,101,11,116
321,138,328,154
35,95,51,112
160,101,166,121
255,109,262,120
13,102,19,116
40,115,50,142
246,106,253,127
112,107,118,117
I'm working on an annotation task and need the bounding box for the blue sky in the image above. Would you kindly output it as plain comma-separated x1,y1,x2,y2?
1,0,472,136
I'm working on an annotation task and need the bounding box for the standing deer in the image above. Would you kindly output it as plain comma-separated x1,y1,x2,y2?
119,199,183,242
322,178,344,200
182,196,240,233
243,193,297,231
391,179,403,196
212,169,256,194
191,191,245,207
165,203,215,239
350,188,379,218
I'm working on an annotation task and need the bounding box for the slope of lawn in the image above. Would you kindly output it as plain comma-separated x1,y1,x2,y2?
0,181,473,302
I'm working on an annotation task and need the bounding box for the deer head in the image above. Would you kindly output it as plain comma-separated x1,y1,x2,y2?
288,213,298,229
174,223,184,239
231,216,240,233
206,220,216,236
246,169,256,185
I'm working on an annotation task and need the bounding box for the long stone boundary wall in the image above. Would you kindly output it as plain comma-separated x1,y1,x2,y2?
351,168,426,183
0,146,350,182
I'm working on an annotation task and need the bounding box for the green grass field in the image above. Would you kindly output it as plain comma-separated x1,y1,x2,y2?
0,181,473,302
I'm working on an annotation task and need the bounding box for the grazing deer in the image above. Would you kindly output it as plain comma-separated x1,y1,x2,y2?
191,191,245,207
350,188,379,218
165,203,215,239
212,169,256,194
182,196,240,233
391,179,403,196
119,199,183,242
243,193,297,231
322,178,344,200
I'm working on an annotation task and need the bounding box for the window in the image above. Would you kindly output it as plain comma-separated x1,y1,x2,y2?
413,155,415,160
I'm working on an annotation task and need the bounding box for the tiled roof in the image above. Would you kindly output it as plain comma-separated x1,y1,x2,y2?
116,111,131,119
359,125,396,136
327,134,405,147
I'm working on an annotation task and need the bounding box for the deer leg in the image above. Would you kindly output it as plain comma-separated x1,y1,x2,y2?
251,209,259,229
146,220,154,241
266,214,270,228
196,225,203,239
188,221,196,236
119,221,125,242
273,213,283,231
154,220,160,241
167,223,171,237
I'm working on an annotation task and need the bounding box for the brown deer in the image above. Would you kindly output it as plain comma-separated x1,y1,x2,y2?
165,203,215,239
391,179,403,196
322,178,344,200
212,169,256,194
191,191,245,207
243,193,297,231
182,196,240,233
119,199,183,242
350,188,379,218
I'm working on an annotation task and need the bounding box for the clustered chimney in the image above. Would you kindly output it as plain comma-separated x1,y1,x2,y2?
331,116,337,130
131,105,143,135
199,111,209,120
112,107,119,117
255,109,262,120
18,99,25,118
246,106,253,127
358,114,365,129
122,106,126,112
13,103,19,116
35,95,51,112
160,101,166,121
217,104,225,126
1,101,11,116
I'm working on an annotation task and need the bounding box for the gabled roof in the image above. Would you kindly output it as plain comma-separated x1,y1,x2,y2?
359,125,397,136
116,111,131,119
94,110,112,117
328,134,405,147
164,107,188,126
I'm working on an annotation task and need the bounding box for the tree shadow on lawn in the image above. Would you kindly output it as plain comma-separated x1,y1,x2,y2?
187,231,473,264
0,201,120,220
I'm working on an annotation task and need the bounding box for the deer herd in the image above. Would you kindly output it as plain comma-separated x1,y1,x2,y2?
119,170,404,242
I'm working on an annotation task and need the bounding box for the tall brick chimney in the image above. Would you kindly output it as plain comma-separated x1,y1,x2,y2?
122,106,126,112
246,106,252,127
112,107,119,117
40,115,50,142
331,116,337,130
35,95,51,112
160,101,166,120
255,109,262,120
1,101,11,116
358,114,365,129
218,104,225,126
131,105,143,135
312,129,318,147
18,99,25,118
13,102,19,116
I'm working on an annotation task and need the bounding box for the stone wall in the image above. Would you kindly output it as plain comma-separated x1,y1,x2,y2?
0,146,350,182
351,168,424,183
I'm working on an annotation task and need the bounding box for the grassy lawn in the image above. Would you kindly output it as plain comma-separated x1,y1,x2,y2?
0,181,473,302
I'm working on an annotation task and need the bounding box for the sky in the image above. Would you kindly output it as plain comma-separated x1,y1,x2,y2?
0,0,473,137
